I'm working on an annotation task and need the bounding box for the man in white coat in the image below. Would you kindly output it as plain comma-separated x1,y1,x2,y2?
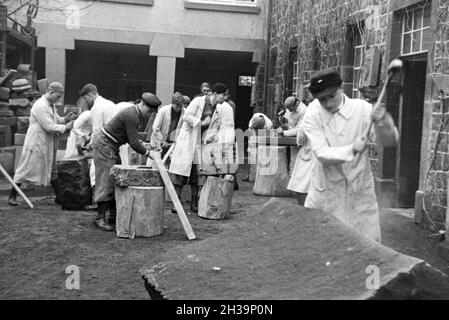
169,83,227,213
80,84,117,208
277,96,307,137
151,92,185,155
8,82,75,206
303,70,399,243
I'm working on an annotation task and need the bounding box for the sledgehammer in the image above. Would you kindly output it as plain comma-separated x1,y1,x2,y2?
362,58,403,140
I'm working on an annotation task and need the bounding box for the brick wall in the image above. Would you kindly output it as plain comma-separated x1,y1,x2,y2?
258,0,449,231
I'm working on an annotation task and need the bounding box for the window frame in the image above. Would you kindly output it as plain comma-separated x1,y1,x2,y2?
401,4,432,56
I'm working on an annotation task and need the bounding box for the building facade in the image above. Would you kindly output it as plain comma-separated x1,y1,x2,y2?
33,0,268,130
257,0,449,232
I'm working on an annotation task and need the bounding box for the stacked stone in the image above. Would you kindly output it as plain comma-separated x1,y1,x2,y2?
0,66,41,176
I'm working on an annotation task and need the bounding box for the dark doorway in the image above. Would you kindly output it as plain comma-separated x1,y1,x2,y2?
235,84,253,130
398,54,427,207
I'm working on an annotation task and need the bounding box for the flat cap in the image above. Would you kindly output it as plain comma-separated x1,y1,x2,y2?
211,82,228,95
142,92,161,108
309,70,342,94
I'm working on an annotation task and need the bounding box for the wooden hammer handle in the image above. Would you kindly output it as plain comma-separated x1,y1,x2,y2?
0,164,34,209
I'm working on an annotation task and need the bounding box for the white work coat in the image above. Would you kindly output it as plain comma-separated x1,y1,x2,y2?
203,102,236,166
64,110,92,159
248,113,274,166
14,96,68,186
303,95,383,242
89,96,118,185
283,102,307,137
287,101,315,194
151,104,185,147
169,96,207,177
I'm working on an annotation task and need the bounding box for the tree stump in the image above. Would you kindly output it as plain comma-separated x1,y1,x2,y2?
54,157,92,210
253,146,296,197
198,176,234,220
115,186,165,239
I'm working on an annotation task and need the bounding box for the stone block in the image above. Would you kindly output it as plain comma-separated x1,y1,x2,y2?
10,90,40,100
141,199,449,300
0,116,17,126
0,125,12,147
9,99,30,108
17,117,29,134
0,109,14,117
0,87,10,101
14,133,26,146
110,165,163,187
53,157,93,210
0,152,14,176
15,107,31,116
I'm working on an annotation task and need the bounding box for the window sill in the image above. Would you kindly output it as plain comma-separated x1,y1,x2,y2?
184,0,260,14
90,0,154,6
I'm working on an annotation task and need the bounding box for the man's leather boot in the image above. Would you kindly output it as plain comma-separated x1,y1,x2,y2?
8,187,18,207
94,202,115,232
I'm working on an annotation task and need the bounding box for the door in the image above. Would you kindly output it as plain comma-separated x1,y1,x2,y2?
397,54,427,207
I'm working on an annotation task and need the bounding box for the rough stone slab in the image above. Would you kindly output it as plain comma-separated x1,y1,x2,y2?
17,117,30,134
0,116,17,126
15,107,31,116
11,90,40,100
0,101,9,108
0,110,14,117
110,165,163,187
0,87,10,101
0,151,14,176
14,133,26,146
53,157,92,210
141,199,449,300
9,99,30,108
0,125,12,148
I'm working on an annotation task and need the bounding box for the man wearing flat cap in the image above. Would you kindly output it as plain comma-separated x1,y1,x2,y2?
8,82,76,206
91,93,161,231
169,83,228,213
303,69,399,242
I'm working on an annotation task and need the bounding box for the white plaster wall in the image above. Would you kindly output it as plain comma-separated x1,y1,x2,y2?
34,0,267,51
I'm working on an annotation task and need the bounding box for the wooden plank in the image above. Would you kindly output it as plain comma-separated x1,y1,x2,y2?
256,136,297,146
151,152,196,241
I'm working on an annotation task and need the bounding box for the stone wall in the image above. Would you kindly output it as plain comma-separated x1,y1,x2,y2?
258,0,449,231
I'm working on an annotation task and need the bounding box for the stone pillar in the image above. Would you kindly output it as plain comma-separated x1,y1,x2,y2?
150,33,184,105
156,56,177,106
45,47,66,89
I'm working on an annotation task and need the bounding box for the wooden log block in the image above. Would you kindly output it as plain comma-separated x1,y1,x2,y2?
199,143,239,176
198,176,234,220
110,165,164,187
253,146,296,197
116,186,165,239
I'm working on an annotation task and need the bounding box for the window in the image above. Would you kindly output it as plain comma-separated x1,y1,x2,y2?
184,0,259,13
353,26,364,99
239,76,255,87
401,2,432,56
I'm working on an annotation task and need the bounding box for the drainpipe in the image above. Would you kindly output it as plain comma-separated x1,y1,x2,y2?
262,0,272,115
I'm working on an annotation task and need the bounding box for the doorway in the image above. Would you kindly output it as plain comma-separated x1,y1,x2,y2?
397,54,427,207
